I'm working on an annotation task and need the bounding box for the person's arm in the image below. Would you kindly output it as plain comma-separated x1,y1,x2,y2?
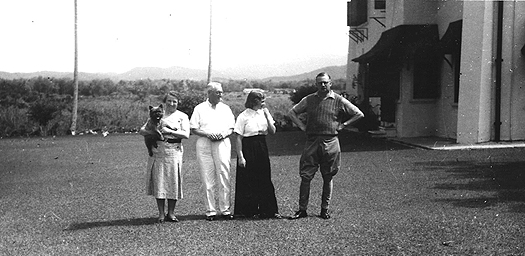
338,99,365,131
217,106,235,140
263,108,276,135
139,120,155,136
288,97,307,132
189,106,209,138
288,109,306,132
220,128,233,139
235,133,246,167
190,127,209,138
162,117,190,139
191,127,229,141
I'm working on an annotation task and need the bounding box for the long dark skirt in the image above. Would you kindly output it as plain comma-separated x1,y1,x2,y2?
234,135,278,217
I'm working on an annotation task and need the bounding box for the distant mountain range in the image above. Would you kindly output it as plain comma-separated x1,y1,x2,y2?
0,65,347,82
262,65,347,82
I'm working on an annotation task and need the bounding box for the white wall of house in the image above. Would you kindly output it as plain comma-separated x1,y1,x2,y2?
346,0,386,102
457,1,495,144
396,69,438,138
501,1,525,141
390,0,440,138
435,61,459,139
434,1,463,139
346,46,359,97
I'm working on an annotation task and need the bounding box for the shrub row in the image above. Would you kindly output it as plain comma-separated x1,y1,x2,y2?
0,91,298,138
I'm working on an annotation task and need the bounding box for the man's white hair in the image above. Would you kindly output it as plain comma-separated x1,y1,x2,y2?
207,82,223,92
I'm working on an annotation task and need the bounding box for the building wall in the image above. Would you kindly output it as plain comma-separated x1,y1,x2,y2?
346,0,387,102
402,0,437,25
457,1,495,144
346,45,359,97
390,0,439,138
435,60,458,139
385,0,403,27
436,0,463,32
501,1,525,141
396,68,438,138
456,1,525,143
433,0,463,139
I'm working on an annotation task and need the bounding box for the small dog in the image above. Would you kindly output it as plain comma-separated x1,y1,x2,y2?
144,105,165,157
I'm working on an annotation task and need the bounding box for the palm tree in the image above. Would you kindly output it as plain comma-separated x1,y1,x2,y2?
207,0,213,83
70,0,79,135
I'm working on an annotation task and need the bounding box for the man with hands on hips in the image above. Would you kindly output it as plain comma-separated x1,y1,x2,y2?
288,72,364,220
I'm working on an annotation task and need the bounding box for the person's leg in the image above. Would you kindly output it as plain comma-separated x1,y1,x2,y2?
165,199,178,222
167,199,177,217
196,138,217,217
320,175,333,210
319,137,341,213
213,139,232,216
251,138,278,217
290,143,318,220
156,198,165,222
298,137,320,211
257,164,279,216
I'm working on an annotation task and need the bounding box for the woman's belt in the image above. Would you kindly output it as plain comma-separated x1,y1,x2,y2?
166,138,182,143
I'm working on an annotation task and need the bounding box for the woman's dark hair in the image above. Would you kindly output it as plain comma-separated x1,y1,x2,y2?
163,91,179,103
244,90,265,109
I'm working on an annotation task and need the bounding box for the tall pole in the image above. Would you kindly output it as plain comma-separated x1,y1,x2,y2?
70,0,79,135
207,0,212,83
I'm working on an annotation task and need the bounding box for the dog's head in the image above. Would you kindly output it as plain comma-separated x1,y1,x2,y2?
148,104,164,123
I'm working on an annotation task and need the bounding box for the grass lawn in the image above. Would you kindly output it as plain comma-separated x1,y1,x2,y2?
1,131,524,255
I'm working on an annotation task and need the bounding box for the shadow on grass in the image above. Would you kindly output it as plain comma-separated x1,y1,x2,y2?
416,160,525,213
265,130,411,156
65,215,203,231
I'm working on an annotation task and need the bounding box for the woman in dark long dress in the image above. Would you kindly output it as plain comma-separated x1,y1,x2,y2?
233,90,281,219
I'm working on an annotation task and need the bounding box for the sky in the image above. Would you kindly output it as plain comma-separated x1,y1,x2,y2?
0,0,350,78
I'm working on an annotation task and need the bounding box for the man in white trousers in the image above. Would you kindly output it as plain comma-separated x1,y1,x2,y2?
190,82,236,221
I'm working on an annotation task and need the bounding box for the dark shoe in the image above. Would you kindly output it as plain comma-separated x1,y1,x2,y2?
272,213,283,219
222,214,234,220
289,210,307,220
206,215,216,221
165,215,179,222
259,213,282,219
320,209,331,219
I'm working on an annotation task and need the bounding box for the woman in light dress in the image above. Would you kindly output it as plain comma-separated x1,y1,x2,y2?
139,91,189,223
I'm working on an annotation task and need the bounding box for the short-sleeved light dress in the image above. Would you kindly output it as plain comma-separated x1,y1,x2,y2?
145,110,189,199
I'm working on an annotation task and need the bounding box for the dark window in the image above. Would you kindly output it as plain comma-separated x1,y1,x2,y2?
413,56,440,99
375,0,386,10
348,0,368,26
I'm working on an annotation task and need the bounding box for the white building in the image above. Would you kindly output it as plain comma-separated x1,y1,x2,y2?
347,0,525,144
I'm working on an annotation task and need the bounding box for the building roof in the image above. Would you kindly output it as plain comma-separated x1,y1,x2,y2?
439,20,462,54
352,24,439,63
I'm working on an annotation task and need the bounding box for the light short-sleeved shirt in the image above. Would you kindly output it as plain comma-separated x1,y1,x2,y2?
292,90,362,135
234,108,275,137
189,100,235,134
163,110,189,140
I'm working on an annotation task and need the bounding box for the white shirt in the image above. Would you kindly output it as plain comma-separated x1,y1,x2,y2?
189,100,235,134
234,108,274,137
163,110,189,140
